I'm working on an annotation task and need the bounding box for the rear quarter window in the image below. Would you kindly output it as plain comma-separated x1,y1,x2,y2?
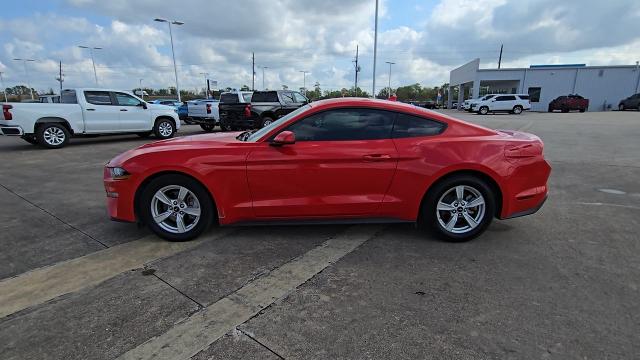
252,91,279,102
61,91,78,104
392,113,445,138
220,93,239,103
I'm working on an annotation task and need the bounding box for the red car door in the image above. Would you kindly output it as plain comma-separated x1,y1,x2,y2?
246,108,398,218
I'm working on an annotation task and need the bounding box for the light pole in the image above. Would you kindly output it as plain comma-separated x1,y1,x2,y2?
0,72,7,102
299,70,309,97
199,72,209,98
372,0,379,97
13,58,36,100
78,46,102,86
154,18,184,102
385,61,395,99
139,79,144,100
261,66,268,90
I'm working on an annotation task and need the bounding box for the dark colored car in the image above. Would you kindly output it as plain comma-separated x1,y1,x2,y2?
618,93,640,111
548,94,589,113
219,90,308,130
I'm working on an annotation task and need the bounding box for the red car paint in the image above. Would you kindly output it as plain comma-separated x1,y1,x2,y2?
105,98,550,225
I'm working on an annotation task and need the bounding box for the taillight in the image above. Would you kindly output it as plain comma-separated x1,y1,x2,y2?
2,104,12,120
243,104,251,118
206,103,211,114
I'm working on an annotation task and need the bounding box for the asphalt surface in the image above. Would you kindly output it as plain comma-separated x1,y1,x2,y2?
0,110,639,359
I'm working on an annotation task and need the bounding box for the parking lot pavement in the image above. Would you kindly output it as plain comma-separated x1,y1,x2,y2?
1,112,639,359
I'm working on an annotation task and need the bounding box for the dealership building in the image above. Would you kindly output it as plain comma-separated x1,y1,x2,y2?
448,58,640,111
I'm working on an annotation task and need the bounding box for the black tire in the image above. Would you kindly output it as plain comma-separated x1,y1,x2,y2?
137,131,152,138
618,104,625,111
579,108,586,113
139,174,215,242
21,135,38,145
478,106,489,115
36,123,70,149
260,116,275,128
219,120,232,132
154,118,175,139
200,123,215,132
637,104,640,111
420,175,495,242
548,105,554,112
561,107,569,113
512,105,523,114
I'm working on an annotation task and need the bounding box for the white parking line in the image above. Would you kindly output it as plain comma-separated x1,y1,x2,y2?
0,229,234,319
117,225,383,360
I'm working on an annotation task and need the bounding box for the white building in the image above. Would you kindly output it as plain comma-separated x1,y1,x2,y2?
448,59,640,111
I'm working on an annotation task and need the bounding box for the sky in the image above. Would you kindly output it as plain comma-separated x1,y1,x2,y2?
1,0,639,95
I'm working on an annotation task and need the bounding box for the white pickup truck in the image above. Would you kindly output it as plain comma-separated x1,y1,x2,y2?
186,99,220,131
0,88,180,148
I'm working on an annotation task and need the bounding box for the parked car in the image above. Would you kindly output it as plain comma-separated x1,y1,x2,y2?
217,91,253,131
0,88,179,148
451,101,459,109
618,93,640,111
177,102,190,122
475,94,531,115
187,99,220,132
219,90,308,130
548,94,589,112
150,99,180,108
465,94,497,112
104,97,550,243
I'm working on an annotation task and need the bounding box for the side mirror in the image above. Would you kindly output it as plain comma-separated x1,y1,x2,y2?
271,131,295,146
139,102,148,109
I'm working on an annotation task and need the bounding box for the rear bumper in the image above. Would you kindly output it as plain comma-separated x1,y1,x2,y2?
0,125,24,136
501,194,547,219
220,116,258,128
500,158,551,219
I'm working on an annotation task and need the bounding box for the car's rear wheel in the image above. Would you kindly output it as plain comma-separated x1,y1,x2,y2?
561,106,569,113
421,175,495,242
200,123,215,132
478,106,489,115
618,104,625,111
261,116,274,128
140,174,214,242
512,105,523,114
637,104,640,111
154,118,175,139
579,108,586,113
36,123,69,149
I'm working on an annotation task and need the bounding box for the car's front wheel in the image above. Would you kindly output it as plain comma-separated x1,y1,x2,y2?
618,104,625,111
200,123,215,132
140,174,215,241
154,118,175,139
261,116,275,128
478,106,489,115
421,175,495,242
512,105,523,114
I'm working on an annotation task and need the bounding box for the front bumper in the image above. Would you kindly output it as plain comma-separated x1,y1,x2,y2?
104,167,137,223
0,125,24,136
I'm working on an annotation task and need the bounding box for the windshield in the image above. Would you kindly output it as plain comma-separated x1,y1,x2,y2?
481,95,496,101
245,104,311,142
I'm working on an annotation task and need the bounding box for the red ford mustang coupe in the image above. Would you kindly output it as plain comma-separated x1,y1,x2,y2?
104,98,550,242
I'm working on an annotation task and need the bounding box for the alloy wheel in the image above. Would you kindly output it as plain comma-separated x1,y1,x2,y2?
150,185,201,234
436,185,486,234
159,121,173,137
43,126,66,146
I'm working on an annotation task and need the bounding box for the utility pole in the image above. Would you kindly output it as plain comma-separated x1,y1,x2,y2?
139,79,144,100
261,66,268,90
299,70,309,97
199,72,209,98
252,52,255,91
498,44,503,69
385,61,395,99
78,46,102,85
13,58,36,100
372,0,379,97
353,45,360,96
0,72,7,102
55,61,64,95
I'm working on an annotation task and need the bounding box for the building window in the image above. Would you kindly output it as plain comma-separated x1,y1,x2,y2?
528,87,541,102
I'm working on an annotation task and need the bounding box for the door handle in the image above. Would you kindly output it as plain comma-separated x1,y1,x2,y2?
363,154,392,161
120,109,128,112
86,108,95,111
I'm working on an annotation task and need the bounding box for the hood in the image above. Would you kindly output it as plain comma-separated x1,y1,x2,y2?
147,103,175,111
108,132,242,166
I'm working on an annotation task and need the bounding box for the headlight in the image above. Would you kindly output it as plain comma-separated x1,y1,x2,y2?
108,167,130,180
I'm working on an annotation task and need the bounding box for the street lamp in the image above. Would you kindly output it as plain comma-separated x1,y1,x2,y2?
261,66,269,90
199,72,209,98
299,70,309,97
154,18,184,102
78,46,102,86
13,58,36,100
372,0,379,97
385,61,395,99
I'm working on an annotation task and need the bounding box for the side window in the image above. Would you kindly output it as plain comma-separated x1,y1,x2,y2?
84,91,113,105
281,92,295,105
115,92,142,106
285,108,394,141
495,95,516,101
392,113,445,138
293,92,307,103
527,87,541,102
